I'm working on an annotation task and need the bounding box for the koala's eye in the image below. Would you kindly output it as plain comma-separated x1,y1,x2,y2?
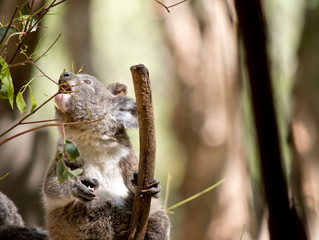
84,80,91,84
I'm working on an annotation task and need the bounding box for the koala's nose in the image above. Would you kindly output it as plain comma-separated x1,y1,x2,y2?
59,72,73,84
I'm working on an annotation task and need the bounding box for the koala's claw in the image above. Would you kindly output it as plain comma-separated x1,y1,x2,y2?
142,179,161,198
73,178,99,202
131,173,161,198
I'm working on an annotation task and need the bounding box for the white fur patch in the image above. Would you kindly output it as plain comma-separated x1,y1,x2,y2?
83,146,130,208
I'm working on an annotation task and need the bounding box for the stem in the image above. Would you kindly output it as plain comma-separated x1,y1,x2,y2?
0,6,18,47
35,0,66,16
0,117,103,147
21,119,60,124
0,91,59,138
154,1,170,13
8,0,57,64
127,64,156,240
34,33,61,63
167,0,187,9
28,60,58,84
154,0,188,13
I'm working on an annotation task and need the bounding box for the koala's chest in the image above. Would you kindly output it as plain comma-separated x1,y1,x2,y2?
82,156,129,207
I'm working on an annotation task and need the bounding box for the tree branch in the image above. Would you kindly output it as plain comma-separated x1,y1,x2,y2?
127,64,156,240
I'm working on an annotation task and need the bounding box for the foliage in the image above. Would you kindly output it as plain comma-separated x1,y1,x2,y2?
56,139,83,185
0,0,85,185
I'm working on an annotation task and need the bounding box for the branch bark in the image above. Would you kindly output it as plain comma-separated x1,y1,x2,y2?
127,64,156,240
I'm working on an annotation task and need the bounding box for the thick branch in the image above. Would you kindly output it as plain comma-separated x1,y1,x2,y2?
127,64,156,240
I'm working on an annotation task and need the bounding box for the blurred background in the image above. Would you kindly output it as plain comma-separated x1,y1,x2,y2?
0,0,319,239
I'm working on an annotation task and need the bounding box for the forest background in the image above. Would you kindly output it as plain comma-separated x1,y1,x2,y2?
0,0,319,239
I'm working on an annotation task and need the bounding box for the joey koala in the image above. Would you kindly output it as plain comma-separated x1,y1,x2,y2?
42,72,170,240
0,191,49,240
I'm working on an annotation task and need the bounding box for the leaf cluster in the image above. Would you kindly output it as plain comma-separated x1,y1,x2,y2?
56,139,83,185
0,0,64,113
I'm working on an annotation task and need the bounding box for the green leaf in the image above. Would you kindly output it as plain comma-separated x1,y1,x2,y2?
16,91,27,113
64,139,80,161
0,26,19,45
71,168,83,176
0,84,8,100
20,2,39,33
0,57,14,108
29,87,37,113
56,156,83,185
21,2,30,16
56,159,68,185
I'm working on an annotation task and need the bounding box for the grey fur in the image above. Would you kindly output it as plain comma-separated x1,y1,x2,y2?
0,192,49,240
43,72,170,240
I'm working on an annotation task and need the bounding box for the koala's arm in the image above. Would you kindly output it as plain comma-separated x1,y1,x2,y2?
43,158,77,209
43,155,98,210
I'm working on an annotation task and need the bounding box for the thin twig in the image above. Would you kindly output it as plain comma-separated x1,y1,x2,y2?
0,6,18,46
8,0,57,64
0,117,103,147
21,119,60,124
35,0,66,16
28,60,58,84
34,33,61,63
0,91,59,137
154,0,170,13
167,0,188,9
154,0,188,13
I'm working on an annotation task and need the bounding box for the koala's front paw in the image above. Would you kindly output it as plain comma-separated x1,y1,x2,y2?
72,177,99,202
131,172,161,198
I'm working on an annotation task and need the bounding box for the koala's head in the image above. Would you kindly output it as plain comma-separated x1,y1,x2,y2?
54,72,138,138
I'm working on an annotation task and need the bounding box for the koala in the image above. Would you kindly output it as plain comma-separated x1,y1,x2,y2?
0,191,49,240
42,72,170,240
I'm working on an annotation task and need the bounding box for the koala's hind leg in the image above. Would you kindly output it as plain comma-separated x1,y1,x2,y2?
145,210,170,240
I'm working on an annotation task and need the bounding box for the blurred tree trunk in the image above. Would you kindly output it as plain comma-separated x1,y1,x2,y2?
161,1,255,239
0,0,48,227
292,3,319,239
66,0,94,74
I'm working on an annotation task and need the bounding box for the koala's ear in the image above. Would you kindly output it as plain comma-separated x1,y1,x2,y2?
107,83,127,96
113,96,138,129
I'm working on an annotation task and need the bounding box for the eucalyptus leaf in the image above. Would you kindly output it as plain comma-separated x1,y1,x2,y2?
21,2,30,16
0,57,14,108
16,91,27,113
0,26,19,45
20,2,39,32
64,139,80,161
0,84,8,100
29,87,37,113
56,159,68,185
71,168,83,176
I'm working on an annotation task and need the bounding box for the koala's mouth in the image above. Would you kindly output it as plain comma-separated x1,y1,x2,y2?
60,82,74,93
55,81,78,112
